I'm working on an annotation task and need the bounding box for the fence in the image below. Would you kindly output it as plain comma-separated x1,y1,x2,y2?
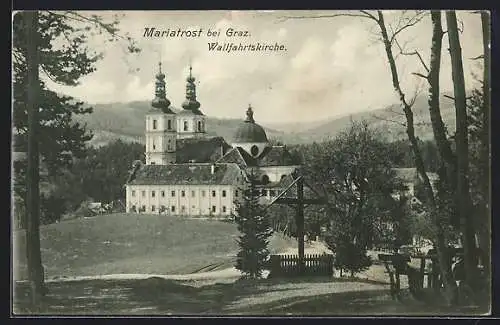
269,254,334,277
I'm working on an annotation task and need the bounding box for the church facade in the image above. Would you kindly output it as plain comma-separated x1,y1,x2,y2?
125,63,300,217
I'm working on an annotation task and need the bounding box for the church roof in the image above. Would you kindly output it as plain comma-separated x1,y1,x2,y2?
127,163,243,186
216,147,254,168
233,121,268,143
258,146,298,166
147,106,176,115
217,145,299,167
233,105,268,143
177,108,204,116
176,136,231,163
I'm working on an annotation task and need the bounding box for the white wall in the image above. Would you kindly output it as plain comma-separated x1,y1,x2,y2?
126,184,236,216
176,115,206,139
257,166,300,183
145,113,177,165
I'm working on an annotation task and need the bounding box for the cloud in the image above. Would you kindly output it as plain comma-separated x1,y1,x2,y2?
45,78,116,104
43,10,484,124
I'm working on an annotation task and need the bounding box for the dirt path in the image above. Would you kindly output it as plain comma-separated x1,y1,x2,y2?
223,281,385,313
43,267,244,284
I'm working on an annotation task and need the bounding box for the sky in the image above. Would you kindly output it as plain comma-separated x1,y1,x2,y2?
45,10,486,124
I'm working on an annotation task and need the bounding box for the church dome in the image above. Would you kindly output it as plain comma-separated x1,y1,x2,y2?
233,105,268,143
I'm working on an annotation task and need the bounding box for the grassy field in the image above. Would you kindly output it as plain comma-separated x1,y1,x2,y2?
13,213,296,280
12,213,490,316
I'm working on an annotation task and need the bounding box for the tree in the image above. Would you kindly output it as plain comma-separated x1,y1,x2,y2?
419,11,458,208
233,170,273,279
23,11,44,307
467,87,490,282
302,121,402,275
282,10,460,303
478,11,491,281
12,10,139,307
446,11,479,290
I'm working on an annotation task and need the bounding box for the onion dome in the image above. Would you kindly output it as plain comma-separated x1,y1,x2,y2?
233,105,268,143
181,65,201,111
151,62,174,114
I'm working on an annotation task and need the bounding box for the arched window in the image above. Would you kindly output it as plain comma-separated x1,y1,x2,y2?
198,121,202,132
261,175,270,185
167,119,172,130
183,121,188,131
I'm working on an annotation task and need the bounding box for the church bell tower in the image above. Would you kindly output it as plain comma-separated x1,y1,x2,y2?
145,62,177,165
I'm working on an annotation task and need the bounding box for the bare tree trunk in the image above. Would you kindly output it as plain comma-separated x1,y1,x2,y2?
25,10,45,308
445,11,478,290
376,10,457,303
479,11,491,279
427,11,458,199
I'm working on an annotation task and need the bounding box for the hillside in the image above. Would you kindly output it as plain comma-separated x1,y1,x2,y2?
76,101,286,147
77,94,456,146
270,94,456,144
13,213,297,280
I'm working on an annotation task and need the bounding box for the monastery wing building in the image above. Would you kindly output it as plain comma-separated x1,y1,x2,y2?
125,63,301,217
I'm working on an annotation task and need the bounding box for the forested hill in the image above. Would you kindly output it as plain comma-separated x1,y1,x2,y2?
74,101,286,147
77,93,457,146
267,93,457,144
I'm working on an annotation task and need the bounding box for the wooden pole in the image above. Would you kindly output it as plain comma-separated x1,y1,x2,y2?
297,176,305,275
25,10,44,307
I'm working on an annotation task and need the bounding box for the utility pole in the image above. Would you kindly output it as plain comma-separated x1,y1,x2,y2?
25,10,44,307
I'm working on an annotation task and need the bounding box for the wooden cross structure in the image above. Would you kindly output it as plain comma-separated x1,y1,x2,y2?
265,169,329,275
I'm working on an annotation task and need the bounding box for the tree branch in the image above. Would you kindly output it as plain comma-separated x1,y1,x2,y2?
371,114,406,127
412,72,429,79
389,11,428,45
46,10,139,50
470,54,484,60
394,38,430,73
277,10,379,23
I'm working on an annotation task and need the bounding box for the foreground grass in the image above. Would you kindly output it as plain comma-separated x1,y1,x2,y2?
13,213,296,280
12,277,488,316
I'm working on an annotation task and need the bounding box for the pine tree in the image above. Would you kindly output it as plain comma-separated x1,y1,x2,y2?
233,171,273,279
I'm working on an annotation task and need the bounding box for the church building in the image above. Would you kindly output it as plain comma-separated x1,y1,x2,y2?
125,63,301,217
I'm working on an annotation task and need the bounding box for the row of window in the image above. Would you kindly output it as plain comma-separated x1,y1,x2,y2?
182,121,204,132
151,119,205,132
152,119,173,130
150,138,173,151
131,189,235,198
131,204,228,213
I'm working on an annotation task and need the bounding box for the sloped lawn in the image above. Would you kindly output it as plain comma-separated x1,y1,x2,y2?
13,213,295,280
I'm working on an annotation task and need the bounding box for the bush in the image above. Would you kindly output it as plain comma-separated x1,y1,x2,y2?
332,241,373,277
74,201,94,219
40,195,67,225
